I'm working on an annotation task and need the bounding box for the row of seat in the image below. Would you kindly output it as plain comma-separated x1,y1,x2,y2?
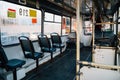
0,32,65,80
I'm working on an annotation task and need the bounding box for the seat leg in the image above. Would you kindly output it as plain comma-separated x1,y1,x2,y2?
60,48,62,56
13,68,17,80
50,52,53,62
36,59,39,68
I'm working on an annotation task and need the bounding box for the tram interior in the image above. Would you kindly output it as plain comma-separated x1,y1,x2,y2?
0,0,120,80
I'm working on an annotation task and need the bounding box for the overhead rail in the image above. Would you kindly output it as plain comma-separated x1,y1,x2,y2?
40,0,76,17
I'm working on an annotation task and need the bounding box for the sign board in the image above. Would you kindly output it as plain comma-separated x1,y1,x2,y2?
0,1,41,46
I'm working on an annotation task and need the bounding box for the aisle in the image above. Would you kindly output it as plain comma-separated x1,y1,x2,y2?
22,46,92,80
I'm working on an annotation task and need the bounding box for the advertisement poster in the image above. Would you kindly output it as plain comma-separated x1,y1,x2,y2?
62,17,70,35
0,1,41,45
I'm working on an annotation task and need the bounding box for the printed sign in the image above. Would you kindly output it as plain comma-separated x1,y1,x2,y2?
29,9,37,17
0,1,41,46
7,8,16,18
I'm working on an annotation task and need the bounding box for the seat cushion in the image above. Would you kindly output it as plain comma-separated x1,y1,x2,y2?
25,52,44,59
7,59,25,69
53,43,65,48
42,47,56,53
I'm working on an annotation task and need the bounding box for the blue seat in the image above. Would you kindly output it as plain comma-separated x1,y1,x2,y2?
18,36,44,69
0,46,26,80
50,33,65,55
38,34,56,61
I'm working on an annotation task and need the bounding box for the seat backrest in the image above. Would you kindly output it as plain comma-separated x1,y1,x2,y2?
0,46,8,66
38,34,51,49
18,36,35,57
50,32,62,44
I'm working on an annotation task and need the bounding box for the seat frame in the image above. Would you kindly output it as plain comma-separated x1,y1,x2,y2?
18,36,43,69
0,46,25,80
50,32,65,55
38,34,56,61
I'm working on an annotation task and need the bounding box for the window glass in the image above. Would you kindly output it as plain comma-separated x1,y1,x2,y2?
45,12,54,21
55,15,61,22
71,18,76,32
44,13,61,37
44,22,61,37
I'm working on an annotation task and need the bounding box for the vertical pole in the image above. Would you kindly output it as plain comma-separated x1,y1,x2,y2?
41,9,44,35
0,26,1,46
61,16,63,35
76,0,81,80
13,69,17,80
0,17,2,46
92,3,95,62
70,17,72,32
116,8,119,35
115,8,119,65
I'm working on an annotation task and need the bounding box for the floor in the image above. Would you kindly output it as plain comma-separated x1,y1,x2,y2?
21,44,92,80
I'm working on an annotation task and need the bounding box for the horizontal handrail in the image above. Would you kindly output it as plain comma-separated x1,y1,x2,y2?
78,61,120,70
95,46,116,49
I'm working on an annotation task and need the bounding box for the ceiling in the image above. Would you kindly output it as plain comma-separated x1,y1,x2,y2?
4,0,120,18
81,0,120,22
5,0,76,17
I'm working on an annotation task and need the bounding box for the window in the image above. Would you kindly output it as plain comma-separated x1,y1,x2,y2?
55,15,61,22
45,12,61,23
45,12,54,22
44,12,61,36
44,22,61,37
